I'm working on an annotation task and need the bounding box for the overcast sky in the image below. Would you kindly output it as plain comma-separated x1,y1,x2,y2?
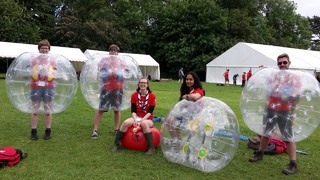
292,0,320,17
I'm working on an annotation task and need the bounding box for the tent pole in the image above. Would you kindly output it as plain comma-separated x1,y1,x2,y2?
145,66,147,78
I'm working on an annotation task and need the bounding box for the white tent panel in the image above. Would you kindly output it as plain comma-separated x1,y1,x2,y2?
0,41,87,72
245,43,319,69
206,42,320,83
84,49,160,80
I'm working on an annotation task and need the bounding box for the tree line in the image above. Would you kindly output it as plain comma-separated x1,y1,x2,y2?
1,0,320,79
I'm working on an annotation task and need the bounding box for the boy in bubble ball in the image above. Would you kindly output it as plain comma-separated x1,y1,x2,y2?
249,53,301,175
30,39,56,140
91,44,124,137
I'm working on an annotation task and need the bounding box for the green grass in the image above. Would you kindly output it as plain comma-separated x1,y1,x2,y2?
0,79,319,179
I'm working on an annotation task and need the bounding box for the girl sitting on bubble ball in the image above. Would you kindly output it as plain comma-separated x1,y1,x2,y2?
112,77,157,155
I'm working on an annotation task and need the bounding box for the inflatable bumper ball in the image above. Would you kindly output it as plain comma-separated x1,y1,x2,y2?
6,52,77,114
80,54,142,111
161,97,240,172
240,68,320,142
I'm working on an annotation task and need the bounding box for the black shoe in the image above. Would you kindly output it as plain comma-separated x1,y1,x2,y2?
114,129,119,135
21,153,28,159
31,129,38,140
249,150,263,162
44,128,51,140
112,131,125,152
282,163,297,175
145,147,155,156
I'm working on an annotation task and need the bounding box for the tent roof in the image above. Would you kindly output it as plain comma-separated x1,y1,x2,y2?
84,49,159,67
0,41,87,62
207,42,320,70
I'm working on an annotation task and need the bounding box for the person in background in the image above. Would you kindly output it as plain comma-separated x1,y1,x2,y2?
112,77,156,155
247,69,252,81
91,44,123,138
233,74,239,86
249,53,301,175
30,39,56,140
223,69,230,86
241,72,246,87
178,67,185,84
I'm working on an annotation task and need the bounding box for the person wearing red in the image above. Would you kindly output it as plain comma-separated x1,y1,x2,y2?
91,44,123,137
166,71,205,150
180,71,205,101
247,69,252,81
249,53,301,175
241,72,246,87
223,69,230,86
112,77,156,155
30,39,56,140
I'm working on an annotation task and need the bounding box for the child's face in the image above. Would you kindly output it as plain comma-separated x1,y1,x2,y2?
186,74,194,88
109,51,118,55
39,46,50,54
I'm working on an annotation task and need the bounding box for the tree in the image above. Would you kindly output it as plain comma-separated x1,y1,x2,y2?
52,0,127,51
258,0,312,48
309,16,320,51
52,7,126,51
53,0,162,53
148,0,229,78
109,0,161,53
0,0,40,43
17,0,61,40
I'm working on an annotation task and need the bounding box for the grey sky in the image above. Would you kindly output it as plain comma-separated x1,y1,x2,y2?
292,0,320,17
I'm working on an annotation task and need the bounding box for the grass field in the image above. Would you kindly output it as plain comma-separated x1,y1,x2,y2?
0,79,319,179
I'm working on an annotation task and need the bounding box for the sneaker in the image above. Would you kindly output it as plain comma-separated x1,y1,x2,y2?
91,130,98,138
248,150,263,162
21,153,28,159
282,163,297,175
44,128,51,140
31,129,38,140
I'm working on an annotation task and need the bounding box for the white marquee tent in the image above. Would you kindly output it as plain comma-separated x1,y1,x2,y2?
84,49,160,80
0,41,88,72
206,42,320,84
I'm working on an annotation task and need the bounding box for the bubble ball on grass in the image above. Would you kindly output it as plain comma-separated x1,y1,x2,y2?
5,52,78,114
240,68,320,142
80,54,142,111
161,97,240,173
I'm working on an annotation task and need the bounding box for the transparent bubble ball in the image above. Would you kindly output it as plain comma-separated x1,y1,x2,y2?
240,68,320,142
80,54,142,111
5,52,78,114
161,97,240,173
